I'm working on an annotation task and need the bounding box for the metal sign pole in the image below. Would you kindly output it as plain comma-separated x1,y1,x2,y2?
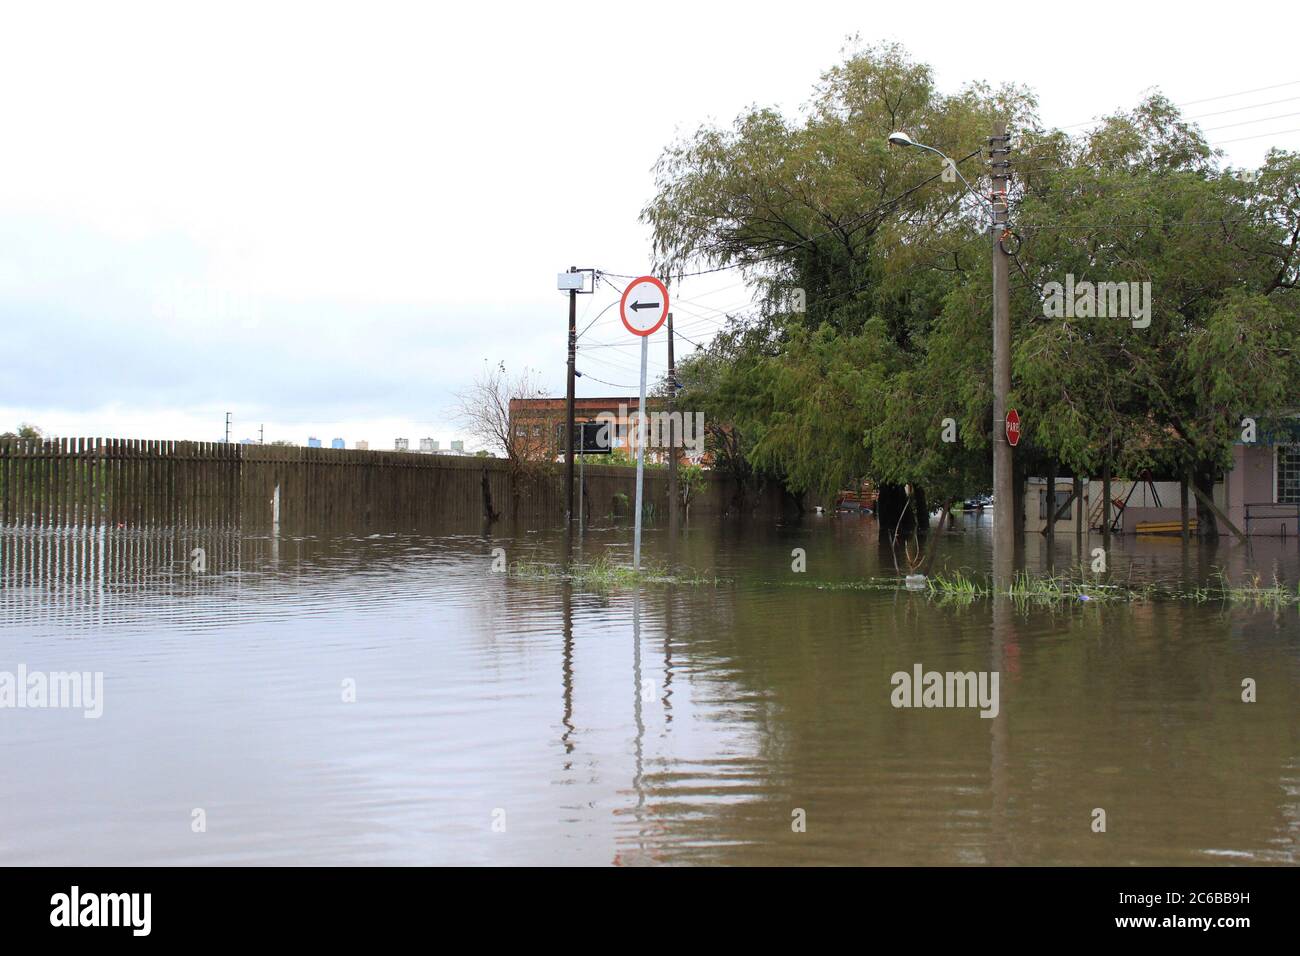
579,447,584,536
633,334,648,570
619,273,668,574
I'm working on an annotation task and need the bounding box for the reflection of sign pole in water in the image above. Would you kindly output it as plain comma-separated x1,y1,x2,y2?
619,276,669,570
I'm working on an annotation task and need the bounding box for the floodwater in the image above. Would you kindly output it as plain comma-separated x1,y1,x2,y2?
1,513,1298,866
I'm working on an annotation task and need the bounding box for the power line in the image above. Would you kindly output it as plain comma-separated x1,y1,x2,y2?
1211,127,1300,145
672,329,711,351
1179,79,1300,108
1200,111,1300,133
1055,80,1300,131
1188,95,1300,122
577,370,668,390
576,371,639,389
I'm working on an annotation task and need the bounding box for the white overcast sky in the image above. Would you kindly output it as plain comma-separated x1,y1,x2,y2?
2,0,1296,448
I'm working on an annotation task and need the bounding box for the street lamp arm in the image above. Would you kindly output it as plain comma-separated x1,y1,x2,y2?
888,135,990,211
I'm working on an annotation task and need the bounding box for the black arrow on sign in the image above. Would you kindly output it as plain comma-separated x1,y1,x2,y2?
630,301,660,312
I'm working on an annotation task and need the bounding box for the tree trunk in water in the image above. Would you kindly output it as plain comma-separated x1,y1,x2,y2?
481,467,499,524
1073,475,1083,537
876,483,929,541
1192,465,1219,541
1180,473,1190,541
1102,459,1112,543
1045,460,1057,566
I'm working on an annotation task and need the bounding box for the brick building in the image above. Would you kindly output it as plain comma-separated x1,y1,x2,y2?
508,396,673,462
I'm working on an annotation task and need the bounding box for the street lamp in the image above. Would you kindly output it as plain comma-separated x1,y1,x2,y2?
887,131,984,204
887,127,1015,582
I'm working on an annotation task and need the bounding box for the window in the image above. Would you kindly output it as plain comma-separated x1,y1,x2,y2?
1038,488,1074,519
531,425,541,438
515,425,527,438
1278,446,1300,503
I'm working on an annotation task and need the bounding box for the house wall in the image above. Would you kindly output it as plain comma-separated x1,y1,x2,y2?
1024,477,1223,534
1021,446,1300,537
1229,443,1300,536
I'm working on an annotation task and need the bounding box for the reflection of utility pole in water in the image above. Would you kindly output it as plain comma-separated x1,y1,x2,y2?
990,377,1016,860
662,579,675,727
989,594,1014,864
561,583,575,763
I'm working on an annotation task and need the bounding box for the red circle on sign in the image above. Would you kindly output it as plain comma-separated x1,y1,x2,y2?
619,275,670,337
1005,408,1021,447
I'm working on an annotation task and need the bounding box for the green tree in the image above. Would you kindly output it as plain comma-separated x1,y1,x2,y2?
645,45,1300,540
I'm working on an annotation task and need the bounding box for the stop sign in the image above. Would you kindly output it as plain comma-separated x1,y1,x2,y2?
1005,408,1021,447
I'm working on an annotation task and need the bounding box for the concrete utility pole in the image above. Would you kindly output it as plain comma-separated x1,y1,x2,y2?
565,266,578,523
989,122,1014,581
666,311,679,525
225,411,232,444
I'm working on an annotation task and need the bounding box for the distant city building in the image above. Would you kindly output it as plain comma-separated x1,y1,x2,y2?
307,436,322,448
450,440,464,454
239,438,255,445
394,438,409,452
355,440,369,451
331,438,345,449
419,438,439,453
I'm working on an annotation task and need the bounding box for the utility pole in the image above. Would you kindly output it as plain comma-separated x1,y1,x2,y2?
565,266,578,523
559,267,595,522
666,311,679,525
259,423,264,445
989,122,1014,582
225,411,232,444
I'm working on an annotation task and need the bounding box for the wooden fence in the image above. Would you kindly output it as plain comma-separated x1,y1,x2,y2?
0,438,784,533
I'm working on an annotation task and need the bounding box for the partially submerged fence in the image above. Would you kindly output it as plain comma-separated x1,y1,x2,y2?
0,438,780,532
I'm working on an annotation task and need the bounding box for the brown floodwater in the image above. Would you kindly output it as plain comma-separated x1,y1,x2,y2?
1,512,1297,865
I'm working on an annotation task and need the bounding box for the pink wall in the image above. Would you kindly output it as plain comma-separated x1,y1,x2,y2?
1230,444,1300,536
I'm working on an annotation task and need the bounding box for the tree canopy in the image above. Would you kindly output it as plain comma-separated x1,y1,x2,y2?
645,43,1300,526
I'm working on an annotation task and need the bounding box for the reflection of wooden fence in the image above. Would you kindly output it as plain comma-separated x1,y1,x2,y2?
0,438,782,532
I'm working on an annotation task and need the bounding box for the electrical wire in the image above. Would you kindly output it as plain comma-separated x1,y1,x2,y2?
1054,80,1300,131
577,370,669,390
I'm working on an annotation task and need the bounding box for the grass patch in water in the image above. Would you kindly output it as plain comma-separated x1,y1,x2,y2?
509,553,728,588
924,568,1300,607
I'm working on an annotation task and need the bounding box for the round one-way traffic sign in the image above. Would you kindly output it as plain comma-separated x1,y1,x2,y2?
620,276,670,336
